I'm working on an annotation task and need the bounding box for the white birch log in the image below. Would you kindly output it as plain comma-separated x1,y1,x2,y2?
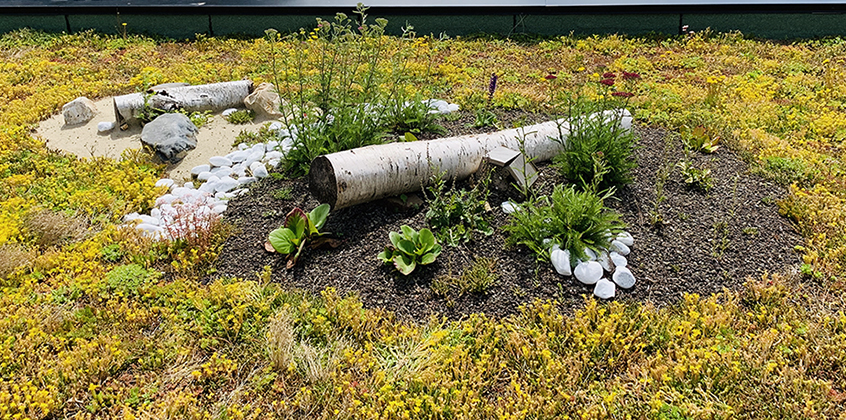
310,109,632,209
113,80,253,127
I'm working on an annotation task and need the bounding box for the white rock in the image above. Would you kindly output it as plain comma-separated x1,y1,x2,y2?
280,138,294,153
610,251,627,268
138,215,160,226
610,240,631,256
267,159,281,168
597,250,613,272
238,176,257,185
574,261,603,285
446,103,460,113
155,194,177,206
222,108,237,117
268,122,283,131
136,223,163,234
171,187,192,198
583,248,597,261
612,266,636,289
150,208,162,219
209,156,232,167
155,178,175,189
593,279,616,300
198,182,217,194
250,162,268,178
211,166,233,178
226,150,250,163
501,201,520,214
215,176,239,193
184,181,195,189
265,151,284,161
231,188,248,196
266,140,279,151
252,143,266,154
62,97,97,125
123,212,141,223
237,142,250,150
616,231,634,247
97,121,115,133
248,149,265,163
197,171,214,181
551,248,572,276
211,204,228,214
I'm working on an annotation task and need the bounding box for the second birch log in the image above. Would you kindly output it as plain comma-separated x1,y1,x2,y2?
113,80,254,127
309,109,632,209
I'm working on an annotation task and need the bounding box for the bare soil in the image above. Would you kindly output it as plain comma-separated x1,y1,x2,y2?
214,114,802,321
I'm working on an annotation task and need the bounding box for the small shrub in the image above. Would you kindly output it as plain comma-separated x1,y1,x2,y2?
233,123,279,147
680,125,720,153
0,244,34,283
266,204,331,268
677,160,715,192
378,225,442,275
468,108,500,129
385,97,446,136
553,103,636,191
757,156,816,187
503,184,625,261
424,172,493,247
225,109,256,124
272,187,293,200
184,110,213,128
432,257,498,298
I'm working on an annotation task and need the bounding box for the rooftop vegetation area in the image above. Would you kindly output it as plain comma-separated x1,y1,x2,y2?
1,13,846,418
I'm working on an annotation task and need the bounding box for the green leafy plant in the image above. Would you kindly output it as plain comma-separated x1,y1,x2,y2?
385,96,447,136
677,160,715,192
234,123,279,147
681,125,720,153
101,263,159,297
225,109,256,124
183,110,213,128
377,225,442,275
468,108,500,129
553,96,636,192
424,172,493,247
266,203,331,268
503,184,625,262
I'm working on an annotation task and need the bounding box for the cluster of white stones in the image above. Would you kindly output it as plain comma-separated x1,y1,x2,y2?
550,231,636,300
124,139,288,239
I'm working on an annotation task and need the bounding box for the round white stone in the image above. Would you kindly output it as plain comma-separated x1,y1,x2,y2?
138,215,160,226
267,159,281,168
226,150,250,163
551,248,572,276
616,231,634,247
209,156,232,167
238,176,257,185
574,261,603,285
211,166,233,178
215,176,239,193
597,250,613,272
610,251,627,268
222,108,237,117
123,212,140,223
136,223,163,234
197,171,214,181
610,240,631,256
593,279,616,300
198,182,217,194
612,266,636,289
583,247,597,261
501,201,520,214
155,194,177,206
250,162,268,178
97,121,115,133
237,142,250,150
155,178,175,189
268,122,283,131
211,204,228,214
266,140,279,151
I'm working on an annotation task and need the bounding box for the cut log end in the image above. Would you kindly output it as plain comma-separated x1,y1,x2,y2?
309,156,338,209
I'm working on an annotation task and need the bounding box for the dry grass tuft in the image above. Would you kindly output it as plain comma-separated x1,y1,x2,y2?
23,208,88,249
0,243,34,280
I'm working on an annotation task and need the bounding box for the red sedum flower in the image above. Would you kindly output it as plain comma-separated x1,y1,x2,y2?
602,72,616,79
611,91,635,98
600,78,615,86
622,71,641,80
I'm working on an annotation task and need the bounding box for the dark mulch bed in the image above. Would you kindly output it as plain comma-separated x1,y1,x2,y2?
214,115,802,321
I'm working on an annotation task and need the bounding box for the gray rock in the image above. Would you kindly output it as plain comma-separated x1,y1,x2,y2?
551,248,572,276
62,97,98,125
593,279,616,299
140,113,198,163
574,261,603,285
612,266,636,289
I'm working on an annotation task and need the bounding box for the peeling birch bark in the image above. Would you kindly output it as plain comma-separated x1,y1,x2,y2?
113,80,253,127
309,109,632,209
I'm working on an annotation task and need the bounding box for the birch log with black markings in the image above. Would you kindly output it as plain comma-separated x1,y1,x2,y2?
113,80,253,127
310,110,632,209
